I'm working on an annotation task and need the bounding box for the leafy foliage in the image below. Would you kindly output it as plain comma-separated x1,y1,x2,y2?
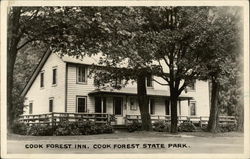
12,121,29,135
178,121,197,132
218,124,237,133
153,121,171,132
127,121,142,132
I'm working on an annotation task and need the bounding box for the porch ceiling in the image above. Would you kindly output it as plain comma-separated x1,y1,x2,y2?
88,88,193,100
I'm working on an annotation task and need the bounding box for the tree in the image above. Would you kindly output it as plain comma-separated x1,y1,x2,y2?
90,7,157,130
7,7,109,131
199,7,243,132
142,7,211,133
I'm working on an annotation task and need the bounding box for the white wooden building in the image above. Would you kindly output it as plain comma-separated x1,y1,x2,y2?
21,50,210,125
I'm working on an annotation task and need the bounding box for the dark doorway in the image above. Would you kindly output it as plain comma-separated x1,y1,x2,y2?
95,97,106,113
114,97,123,115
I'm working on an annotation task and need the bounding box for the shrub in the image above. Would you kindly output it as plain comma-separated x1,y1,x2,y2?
178,121,196,132
127,121,142,132
153,121,171,132
218,124,237,133
54,121,114,136
54,121,80,136
27,124,53,136
12,121,28,135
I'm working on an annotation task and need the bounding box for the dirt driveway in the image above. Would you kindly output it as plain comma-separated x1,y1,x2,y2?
7,131,244,154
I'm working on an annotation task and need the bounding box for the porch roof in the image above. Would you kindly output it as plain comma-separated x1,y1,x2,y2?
88,88,193,100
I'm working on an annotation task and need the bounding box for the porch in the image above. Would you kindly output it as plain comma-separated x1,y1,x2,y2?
19,112,236,128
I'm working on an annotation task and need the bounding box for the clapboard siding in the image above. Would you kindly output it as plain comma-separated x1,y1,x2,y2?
66,64,96,113
24,53,66,114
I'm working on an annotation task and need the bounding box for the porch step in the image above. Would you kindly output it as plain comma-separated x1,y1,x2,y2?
113,125,127,130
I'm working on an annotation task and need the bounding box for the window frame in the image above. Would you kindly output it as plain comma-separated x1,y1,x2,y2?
187,81,196,91
76,96,87,113
52,67,57,86
76,65,87,84
49,97,54,112
146,75,153,87
130,97,137,111
190,101,196,116
149,98,155,115
29,101,33,114
40,71,45,88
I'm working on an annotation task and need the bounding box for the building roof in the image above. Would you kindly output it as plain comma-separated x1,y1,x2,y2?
88,87,192,100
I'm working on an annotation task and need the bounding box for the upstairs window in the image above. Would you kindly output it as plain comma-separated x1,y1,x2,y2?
52,68,57,85
146,75,153,87
77,66,87,83
40,71,44,88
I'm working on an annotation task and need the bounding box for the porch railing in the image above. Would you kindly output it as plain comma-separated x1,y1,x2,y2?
19,112,111,126
125,115,236,127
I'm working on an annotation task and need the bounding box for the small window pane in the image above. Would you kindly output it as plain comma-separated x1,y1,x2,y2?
49,99,53,112
29,103,33,114
52,68,57,84
40,72,44,87
146,75,153,87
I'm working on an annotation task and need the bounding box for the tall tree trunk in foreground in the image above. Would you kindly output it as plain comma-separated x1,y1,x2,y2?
170,88,178,133
137,73,152,131
7,7,22,132
207,78,220,133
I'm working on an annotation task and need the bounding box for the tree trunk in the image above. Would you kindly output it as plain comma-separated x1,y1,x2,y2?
207,78,220,133
7,7,22,133
137,74,152,131
170,88,178,133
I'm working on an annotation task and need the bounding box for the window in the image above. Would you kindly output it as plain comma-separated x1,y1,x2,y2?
190,102,196,116
146,75,153,87
188,81,196,91
130,98,137,111
52,68,57,85
165,100,170,115
29,102,33,114
149,99,155,115
77,66,87,83
77,96,87,113
49,98,54,112
40,71,44,88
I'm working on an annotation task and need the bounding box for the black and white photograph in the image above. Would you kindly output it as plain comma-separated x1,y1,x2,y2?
0,1,249,159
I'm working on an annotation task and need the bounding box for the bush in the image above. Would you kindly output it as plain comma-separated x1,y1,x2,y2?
54,121,114,136
127,121,142,132
27,124,53,136
12,121,28,135
178,121,196,132
218,124,237,132
153,121,171,132
54,121,80,136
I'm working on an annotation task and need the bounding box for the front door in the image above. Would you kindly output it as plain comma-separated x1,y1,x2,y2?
113,97,124,125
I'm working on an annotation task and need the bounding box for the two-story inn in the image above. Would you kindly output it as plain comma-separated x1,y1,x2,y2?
21,50,210,125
